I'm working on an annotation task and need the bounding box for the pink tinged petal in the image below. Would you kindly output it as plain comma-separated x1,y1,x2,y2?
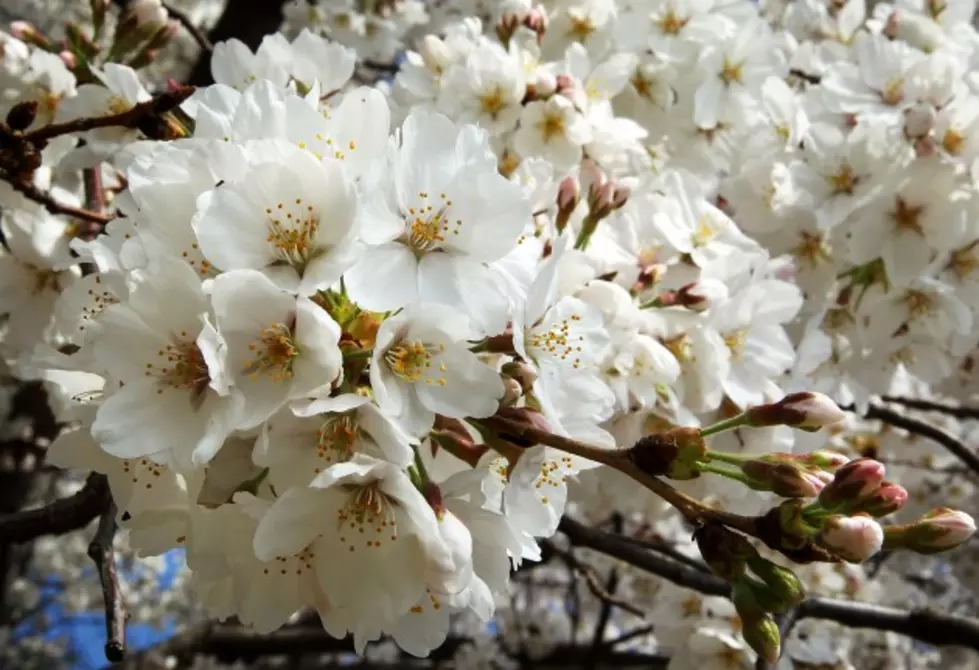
343,243,420,311
253,486,336,560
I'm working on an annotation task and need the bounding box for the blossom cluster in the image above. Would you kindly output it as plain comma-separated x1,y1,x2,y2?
1,0,978,667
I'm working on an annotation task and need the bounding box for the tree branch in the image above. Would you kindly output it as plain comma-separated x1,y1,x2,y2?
559,516,979,652
162,2,213,53
879,395,979,421
88,500,126,662
6,179,115,225
24,87,195,144
843,402,979,476
0,473,109,544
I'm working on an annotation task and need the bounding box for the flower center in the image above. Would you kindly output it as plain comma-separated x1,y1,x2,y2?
529,314,585,368
663,333,693,362
568,14,595,40
384,339,447,385
942,128,965,155
337,483,399,551
316,414,359,465
829,164,857,194
890,197,925,235
244,322,299,382
657,10,688,35
146,336,211,399
793,231,830,266
723,329,748,360
880,79,904,106
402,192,460,255
948,244,979,279
479,87,506,117
719,59,743,86
264,199,321,269
538,112,566,143
903,290,934,317
107,95,132,115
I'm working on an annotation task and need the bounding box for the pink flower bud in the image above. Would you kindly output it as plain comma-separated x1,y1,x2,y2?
818,458,886,508
904,101,936,139
817,514,884,563
799,450,850,471
59,50,77,69
744,392,846,432
890,508,977,554
742,460,825,498
557,175,579,212
10,21,37,39
127,0,168,30
675,279,728,312
856,481,908,517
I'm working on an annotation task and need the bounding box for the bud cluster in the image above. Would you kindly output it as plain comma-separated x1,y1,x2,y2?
695,524,805,663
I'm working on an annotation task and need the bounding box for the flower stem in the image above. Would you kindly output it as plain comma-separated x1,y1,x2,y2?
701,414,748,438
696,462,755,486
705,450,754,466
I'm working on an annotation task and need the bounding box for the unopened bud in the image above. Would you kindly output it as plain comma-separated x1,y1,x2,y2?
904,101,936,139
11,21,52,49
555,73,576,98
495,12,520,45
740,611,782,664
422,482,445,518
744,392,846,432
742,460,825,498
555,175,579,233
855,481,908,517
675,279,728,312
492,406,554,448
500,377,523,407
432,416,487,468
628,427,706,480
818,457,886,508
816,514,884,563
126,0,168,31
5,100,38,132
59,50,78,69
885,508,976,554
420,35,450,73
798,449,850,471
695,523,758,582
523,8,548,39
747,557,805,610
501,361,537,395
146,20,180,49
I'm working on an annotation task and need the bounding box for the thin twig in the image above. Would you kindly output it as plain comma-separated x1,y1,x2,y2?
25,87,195,144
559,516,979,651
605,624,654,649
162,2,214,53
6,179,114,225
542,538,645,619
89,500,126,662
843,402,979,476
0,473,110,543
482,415,760,536
879,396,979,421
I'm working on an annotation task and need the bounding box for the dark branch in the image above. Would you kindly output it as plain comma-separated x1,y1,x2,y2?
162,2,214,53
879,395,979,421
24,87,195,144
6,179,114,225
88,500,126,662
0,473,109,544
559,516,979,651
842,402,979,476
